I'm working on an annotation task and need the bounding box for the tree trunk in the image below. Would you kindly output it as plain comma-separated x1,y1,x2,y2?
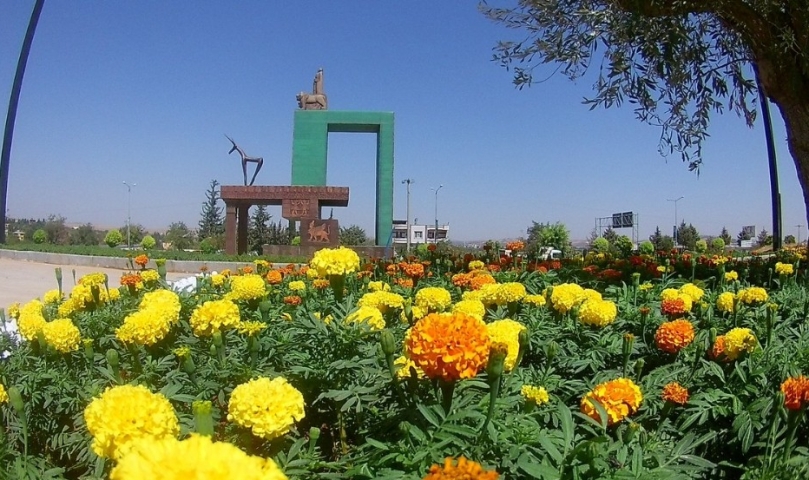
772,100,809,230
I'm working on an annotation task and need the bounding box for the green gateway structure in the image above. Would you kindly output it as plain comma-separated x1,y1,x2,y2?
291,110,394,246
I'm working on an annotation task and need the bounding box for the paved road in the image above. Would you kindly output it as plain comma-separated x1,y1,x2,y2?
0,258,189,308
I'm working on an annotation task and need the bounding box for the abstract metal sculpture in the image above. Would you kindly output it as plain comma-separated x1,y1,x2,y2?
225,135,263,186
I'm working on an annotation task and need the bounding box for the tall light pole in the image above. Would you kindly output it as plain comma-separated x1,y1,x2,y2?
667,196,684,245
402,178,414,255
123,181,136,249
797,224,803,245
431,184,443,244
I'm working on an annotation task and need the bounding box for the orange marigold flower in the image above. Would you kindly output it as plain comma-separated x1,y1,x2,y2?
710,336,728,361
781,376,809,411
134,254,149,268
505,240,524,252
662,382,689,405
283,295,302,306
654,319,695,354
239,266,254,275
120,273,142,287
487,264,501,272
396,277,414,289
470,273,496,290
405,313,490,382
265,270,283,285
580,378,643,425
427,244,437,252
423,456,499,480
452,273,471,288
660,298,687,317
400,262,425,279
386,264,399,275
313,279,330,289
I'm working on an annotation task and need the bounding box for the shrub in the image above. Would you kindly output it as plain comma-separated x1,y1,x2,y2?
32,229,47,244
613,235,633,257
592,237,609,253
141,235,156,250
291,236,301,246
199,237,218,254
639,240,654,255
104,229,123,248
695,239,708,253
711,237,726,251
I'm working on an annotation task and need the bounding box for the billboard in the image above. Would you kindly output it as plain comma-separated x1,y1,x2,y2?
612,212,634,228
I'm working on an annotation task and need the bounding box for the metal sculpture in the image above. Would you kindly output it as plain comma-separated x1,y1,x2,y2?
225,135,263,186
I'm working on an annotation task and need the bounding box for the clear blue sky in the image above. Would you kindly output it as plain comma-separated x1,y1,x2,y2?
1,1,806,243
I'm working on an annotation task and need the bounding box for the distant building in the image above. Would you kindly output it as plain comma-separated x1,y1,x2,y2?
391,220,449,245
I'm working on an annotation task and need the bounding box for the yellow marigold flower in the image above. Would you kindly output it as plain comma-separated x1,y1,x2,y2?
57,299,77,318
110,434,288,480
523,294,546,307
394,355,426,379
662,382,689,405
654,319,695,354
312,278,330,289
487,319,526,372
415,287,453,312
578,299,618,327
638,283,654,291
723,327,757,360
84,385,179,460
18,299,46,341
42,318,81,353
367,281,391,292
79,272,106,287
581,378,643,425
42,289,63,304
227,377,305,440
211,273,226,287
288,280,306,292
775,262,794,275
345,306,386,330
521,385,550,405
253,259,270,268
357,291,405,314
172,346,191,359
724,270,739,282
550,283,585,314
405,312,490,382
679,283,704,303
737,287,769,305
423,456,499,480
493,282,527,305
716,292,736,313
660,288,679,301
7,302,21,319
305,268,320,280
312,312,333,324
229,275,267,301
140,290,181,323
477,283,501,306
237,321,267,336
140,269,160,283
468,260,485,271
582,289,602,302
116,309,172,346
781,375,809,411
309,246,361,277
0,383,7,404
461,289,485,303
189,299,241,336
451,299,486,321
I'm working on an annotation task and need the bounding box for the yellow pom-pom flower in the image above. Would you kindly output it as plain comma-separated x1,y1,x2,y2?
550,283,585,313
451,299,486,321
345,306,386,330
737,287,769,305
0,383,8,404
716,292,735,313
18,299,47,341
775,262,794,275
140,269,160,283
415,287,453,312
723,327,757,360
423,457,499,480
42,289,63,305
523,294,546,307
110,434,288,480
140,290,181,324
486,319,526,372
84,385,179,460
116,310,172,346
229,275,267,301
394,355,426,379
310,246,361,277
724,270,738,282
227,377,305,440
288,280,306,292
679,283,704,303
357,291,405,314
189,299,241,336
521,385,550,405
42,318,81,353
581,378,643,425
578,299,618,327
492,282,527,305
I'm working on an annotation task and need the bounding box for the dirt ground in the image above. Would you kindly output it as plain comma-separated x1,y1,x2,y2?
0,258,189,308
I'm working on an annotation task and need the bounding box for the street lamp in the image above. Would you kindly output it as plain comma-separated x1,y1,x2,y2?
402,178,414,255
667,196,684,245
123,181,136,249
431,184,443,244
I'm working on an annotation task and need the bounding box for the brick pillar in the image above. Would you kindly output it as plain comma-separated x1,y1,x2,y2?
225,204,237,255
237,204,249,254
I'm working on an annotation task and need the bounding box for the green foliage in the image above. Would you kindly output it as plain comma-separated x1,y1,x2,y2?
199,237,219,254
602,227,618,245
784,235,796,245
677,221,700,250
119,223,145,245
43,215,68,245
248,205,272,253
69,224,99,246
719,227,733,247
291,236,301,246
711,237,726,251
639,240,655,255
32,229,46,244
695,239,708,253
198,179,224,241
103,229,122,248
339,225,369,246
592,237,610,254
164,222,194,250
613,235,633,257
757,229,773,248
140,234,156,250
526,221,571,257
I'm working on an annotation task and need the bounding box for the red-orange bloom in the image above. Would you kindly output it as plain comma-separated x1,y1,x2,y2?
312,279,330,289
660,298,687,316
470,273,496,290
654,319,695,354
505,240,524,252
405,313,490,382
283,295,302,306
710,336,728,361
239,266,254,275
120,273,141,287
662,382,689,405
781,375,809,411
134,254,149,268
452,273,471,288
400,262,425,279
265,270,283,285
423,456,499,480
396,277,414,289
427,244,437,252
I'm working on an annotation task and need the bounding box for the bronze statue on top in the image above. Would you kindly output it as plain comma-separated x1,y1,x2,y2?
297,68,328,110
225,135,263,186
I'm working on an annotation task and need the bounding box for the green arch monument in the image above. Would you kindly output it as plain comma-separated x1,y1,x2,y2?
291,110,394,246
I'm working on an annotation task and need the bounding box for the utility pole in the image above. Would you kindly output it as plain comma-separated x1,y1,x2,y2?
667,196,684,246
431,184,443,244
754,63,783,250
123,181,136,249
402,178,414,255
797,224,803,245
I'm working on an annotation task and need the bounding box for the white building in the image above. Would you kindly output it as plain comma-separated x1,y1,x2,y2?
391,220,449,245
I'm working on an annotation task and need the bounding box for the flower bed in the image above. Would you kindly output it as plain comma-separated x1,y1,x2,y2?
0,248,808,478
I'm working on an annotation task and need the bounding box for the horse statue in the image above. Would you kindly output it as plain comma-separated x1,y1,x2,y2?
297,68,328,110
225,135,263,186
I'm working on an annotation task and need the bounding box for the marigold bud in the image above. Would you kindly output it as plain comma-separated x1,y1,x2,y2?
105,349,119,369
380,329,396,356
486,343,508,379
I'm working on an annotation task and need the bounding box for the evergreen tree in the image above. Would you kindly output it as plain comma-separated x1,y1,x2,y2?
602,227,618,245
737,227,753,244
756,229,773,248
198,180,224,241
719,227,733,247
785,234,796,245
676,221,700,251
649,227,664,251
248,206,272,253
339,225,368,246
